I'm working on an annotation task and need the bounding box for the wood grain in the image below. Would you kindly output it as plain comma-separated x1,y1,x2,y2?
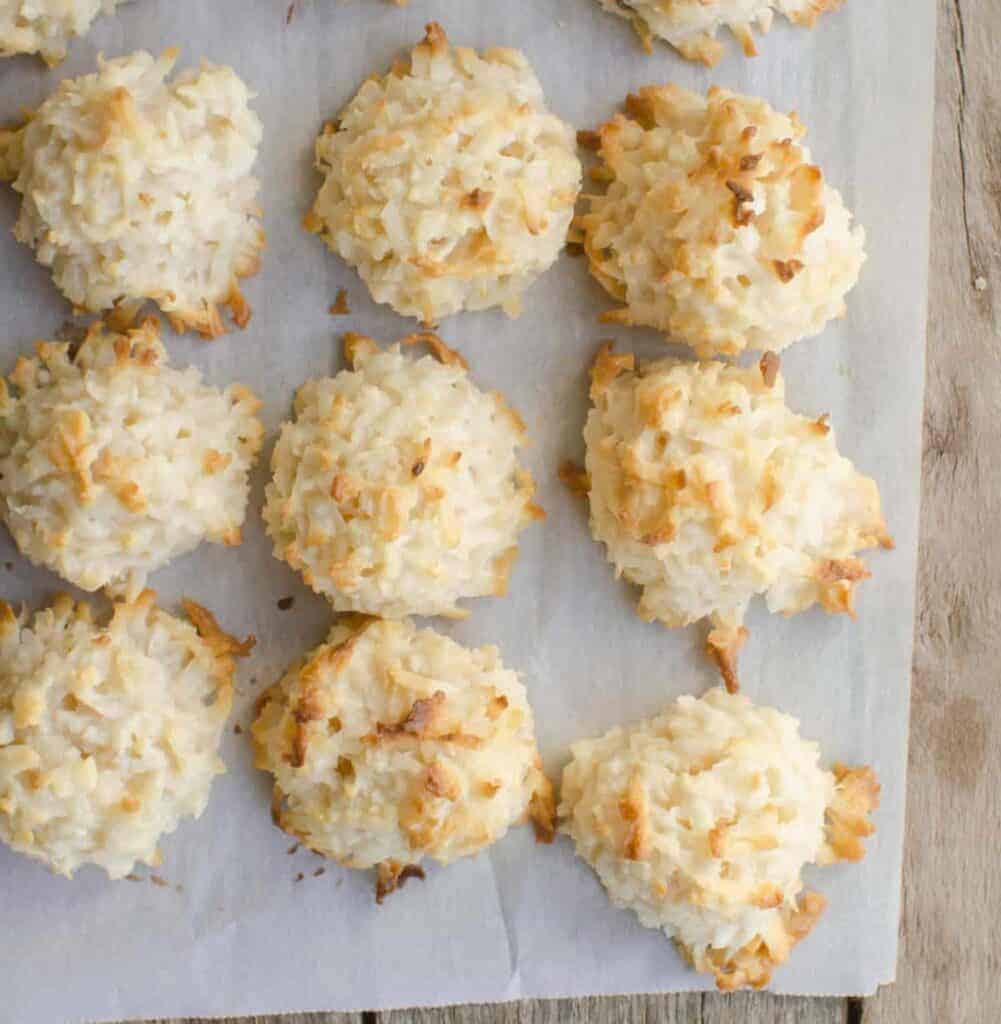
152,0,998,1021
380,996,702,1023
146,994,845,1024
147,1019,361,1024
863,0,1001,1020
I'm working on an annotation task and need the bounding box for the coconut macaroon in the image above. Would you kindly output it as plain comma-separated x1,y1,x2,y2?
0,591,251,879
306,23,581,324
560,687,879,990
0,0,127,65
595,0,842,64
0,48,264,337
264,333,542,618
575,345,891,689
575,86,865,358
0,319,264,600
252,616,554,901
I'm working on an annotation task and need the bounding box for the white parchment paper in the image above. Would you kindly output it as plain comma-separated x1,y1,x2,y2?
0,1,935,1018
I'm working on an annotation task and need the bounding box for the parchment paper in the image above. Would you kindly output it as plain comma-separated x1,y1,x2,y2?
0,1,936,1019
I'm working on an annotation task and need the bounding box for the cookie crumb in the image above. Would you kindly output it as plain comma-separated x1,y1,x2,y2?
329,289,350,316
277,596,295,611
558,460,590,496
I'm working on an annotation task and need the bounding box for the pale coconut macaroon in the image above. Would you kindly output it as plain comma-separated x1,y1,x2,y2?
594,0,842,65
264,332,543,618
0,0,127,65
305,22,581,324
0,591,252,879
252,616,554,901
568,345,891,689
559,687,879,990
0,48,264,337
574,85,865,358
0,319,264,601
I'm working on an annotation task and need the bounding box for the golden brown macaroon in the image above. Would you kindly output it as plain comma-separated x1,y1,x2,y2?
574,344,891,688
0,49,265,337
252,617,553,899
560,687,879,990
574,85,865,358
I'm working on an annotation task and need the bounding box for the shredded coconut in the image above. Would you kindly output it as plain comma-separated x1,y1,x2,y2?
0,49,264,336
252,616,553,894
264,333,542,618
582,346,892,686
576,85,865,357
0,319,264,600
0,592,239,879
307,23,581,324
559,687,879,989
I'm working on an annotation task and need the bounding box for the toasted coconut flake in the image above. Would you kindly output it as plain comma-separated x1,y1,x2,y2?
375,860,425,903
581,348,891,666
818,763,880,864
329,289,351,316
0,320,263,600
759,351,780,388
264,336,539,618
375,692,447,740
308,24,581,324
0,593,232,878
560,688,874,990
528,768,556,843
399,331,468,370
706,623,748,693
0,50,264,335
590,341,635,400
682,891,828,990
180,600,256,661
813,557,871,584
253,618,550,886
575,85,864,357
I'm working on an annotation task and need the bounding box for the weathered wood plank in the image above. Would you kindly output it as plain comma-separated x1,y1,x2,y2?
377,995,703,1024
864,0,1001,1017
148,999,705,1024
147,1017,362,1024
702,994,846,1024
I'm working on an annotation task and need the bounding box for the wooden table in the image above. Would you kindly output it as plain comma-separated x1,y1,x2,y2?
157,0,997,1020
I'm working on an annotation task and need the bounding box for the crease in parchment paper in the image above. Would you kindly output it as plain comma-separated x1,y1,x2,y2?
487,845,523,1001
